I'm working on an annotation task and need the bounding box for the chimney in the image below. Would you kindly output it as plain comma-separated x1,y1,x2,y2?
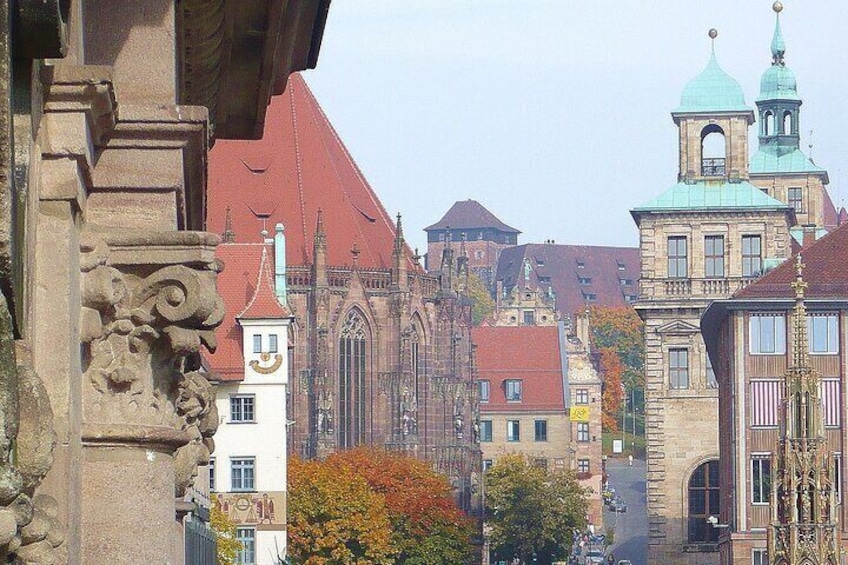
802,224,817,249
274,223,287,304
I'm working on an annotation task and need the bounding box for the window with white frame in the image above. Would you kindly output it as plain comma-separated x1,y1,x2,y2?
505,380,522,402
252,334,262,354
208,458,215,492
230,395,255,423
578,459,590,474
742,235,762,277
749,314,786,354
808,314,838,354
507,420,520,442
480,420,493,442
236,528,256,565
231,457,255,492
575,389,589,405
577,422,590,442
752,548,768,565
751,455,771,504
478,380,490,403
667,236,688,278
268,333,278,353
669,348,689,389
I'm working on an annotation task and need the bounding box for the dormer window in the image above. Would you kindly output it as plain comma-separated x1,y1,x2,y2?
252,334,262,354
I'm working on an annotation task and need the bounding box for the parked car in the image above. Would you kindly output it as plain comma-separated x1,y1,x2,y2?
609,497,627,513
617,561,633,565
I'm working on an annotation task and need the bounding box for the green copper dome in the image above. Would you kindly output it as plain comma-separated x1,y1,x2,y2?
676,48,750,113
757,9,800,101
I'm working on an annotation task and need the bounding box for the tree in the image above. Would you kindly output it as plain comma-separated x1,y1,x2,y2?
325,448,475,565
599,347,624,432
466,271,495,325
485,454,588,565
588,306,644,389
287,456,396,565
210,501,242,565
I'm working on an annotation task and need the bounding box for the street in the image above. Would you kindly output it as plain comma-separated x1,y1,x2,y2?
604,458,647,565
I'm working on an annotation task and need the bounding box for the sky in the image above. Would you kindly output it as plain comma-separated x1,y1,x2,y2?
305,1,848,252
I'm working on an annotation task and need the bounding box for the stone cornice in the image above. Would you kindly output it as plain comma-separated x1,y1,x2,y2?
40,64,117,146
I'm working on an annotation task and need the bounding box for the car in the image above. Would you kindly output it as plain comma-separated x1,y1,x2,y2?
617,561,633,565
583,549,605,565
609,497,627,513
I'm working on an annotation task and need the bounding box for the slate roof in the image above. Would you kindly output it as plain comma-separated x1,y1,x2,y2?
496,243,639,318
207,72,413,270
632,180,790,214
734,221,848,300
425,200,520,233
473,326,565,413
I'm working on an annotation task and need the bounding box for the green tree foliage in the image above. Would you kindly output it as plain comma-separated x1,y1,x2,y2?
466,271,495,325
485,454,588,565
210,501,242,565
588,306,644,389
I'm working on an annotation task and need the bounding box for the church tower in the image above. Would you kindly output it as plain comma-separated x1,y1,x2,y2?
748,2,835,233
632,30,793,565
768,256,839,565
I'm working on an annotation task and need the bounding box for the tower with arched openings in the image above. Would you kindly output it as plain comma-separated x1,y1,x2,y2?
632,28,794,565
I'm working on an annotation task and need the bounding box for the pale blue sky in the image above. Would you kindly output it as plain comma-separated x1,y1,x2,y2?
306,1,848,252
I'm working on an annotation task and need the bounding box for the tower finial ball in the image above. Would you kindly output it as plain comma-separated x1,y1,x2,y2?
773,1,783,13
708,28,718,39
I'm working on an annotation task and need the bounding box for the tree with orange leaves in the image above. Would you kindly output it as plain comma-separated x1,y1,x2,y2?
599,347,624,432
287,456,396,565
325,448,475,565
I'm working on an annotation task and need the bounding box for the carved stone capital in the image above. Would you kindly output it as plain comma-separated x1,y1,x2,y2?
79,229,223,496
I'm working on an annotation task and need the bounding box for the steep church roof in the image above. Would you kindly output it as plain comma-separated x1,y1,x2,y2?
496,243,639,317
425,200,520,233
207,72,413,270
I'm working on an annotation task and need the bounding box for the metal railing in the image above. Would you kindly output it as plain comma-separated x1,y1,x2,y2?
701,158,726,177
185,516,217,565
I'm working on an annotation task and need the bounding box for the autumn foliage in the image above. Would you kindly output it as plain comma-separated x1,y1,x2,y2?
599,347,624,432
288,448,474,565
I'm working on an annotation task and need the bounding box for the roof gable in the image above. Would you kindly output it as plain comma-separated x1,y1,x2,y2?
425,200,520,233
238,246,291,320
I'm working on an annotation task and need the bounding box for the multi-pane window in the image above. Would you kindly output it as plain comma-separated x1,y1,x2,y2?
669,349,689,390
688,460,720,543
507,420,520,442
208,458,215,492
578,459,590,474
750,314,786,354
480,420,493,442
751,456,771,504
230,395,255,423
742,235,762,277
575,389,589,405
252,334,262,354
577,423,590,442
478,380,490,403
808,314,839,354
667,236,688,278
523,311,535,325
339,310,367,449
752,549,768,565
534,420,548,442
236,528,256,565
704,235,725,278
268,333,278,353
505,380,522,402
231,458,255,492
788,187,803,213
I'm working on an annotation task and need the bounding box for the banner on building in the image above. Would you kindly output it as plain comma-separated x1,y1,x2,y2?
570,406,590,422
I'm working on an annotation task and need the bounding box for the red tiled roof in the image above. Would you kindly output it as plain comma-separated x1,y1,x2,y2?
238,246,292,320
496,244,640,318
473,326,565,413
208,243,267,381
207,73,412,270
838,207,848,227
823,189,839,229
425,200,520,233
734,221,848,300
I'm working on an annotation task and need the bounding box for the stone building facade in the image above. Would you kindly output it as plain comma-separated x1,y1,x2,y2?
0,1,330,563
702,225,848,565
206,75,481,517
632,33,794,565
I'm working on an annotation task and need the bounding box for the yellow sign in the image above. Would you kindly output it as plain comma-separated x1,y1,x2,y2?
570,406,590,422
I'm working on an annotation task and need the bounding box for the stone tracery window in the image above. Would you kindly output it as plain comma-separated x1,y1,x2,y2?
339,309,368,448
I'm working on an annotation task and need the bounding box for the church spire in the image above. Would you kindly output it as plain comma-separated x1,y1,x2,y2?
313,209,327,287
392,213,408,290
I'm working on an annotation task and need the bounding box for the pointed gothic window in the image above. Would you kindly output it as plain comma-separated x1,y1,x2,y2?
339,309,368,448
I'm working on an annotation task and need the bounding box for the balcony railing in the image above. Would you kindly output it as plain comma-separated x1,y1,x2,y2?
652,277,753,299
701,158,726,177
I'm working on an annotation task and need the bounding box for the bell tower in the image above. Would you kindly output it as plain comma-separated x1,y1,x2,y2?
672,30,755,183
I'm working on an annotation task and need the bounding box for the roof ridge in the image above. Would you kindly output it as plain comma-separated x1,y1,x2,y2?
289,76,309,265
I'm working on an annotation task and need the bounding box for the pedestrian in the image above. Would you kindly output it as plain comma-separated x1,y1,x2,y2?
628,453,633,466
607,552,615,565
